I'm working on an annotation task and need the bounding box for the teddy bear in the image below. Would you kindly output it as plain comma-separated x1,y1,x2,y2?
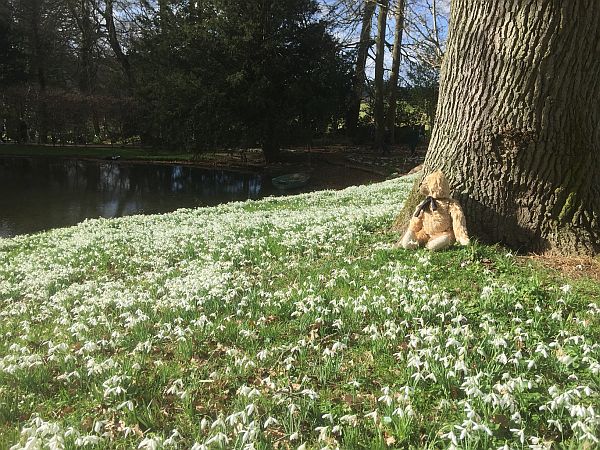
400,170,470,251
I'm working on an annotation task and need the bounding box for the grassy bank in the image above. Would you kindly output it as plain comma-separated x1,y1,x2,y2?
0,144,194,162
1,175,599,449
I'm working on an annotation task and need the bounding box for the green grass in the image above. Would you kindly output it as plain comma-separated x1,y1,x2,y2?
0,144,195,162
1,175,599,449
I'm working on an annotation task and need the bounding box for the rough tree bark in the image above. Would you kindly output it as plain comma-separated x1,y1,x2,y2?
386,0,405,143
399,0,600,255
373,0,389,151
346,0,376,135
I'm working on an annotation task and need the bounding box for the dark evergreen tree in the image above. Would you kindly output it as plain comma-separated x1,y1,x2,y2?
0,0,25,85
135,0,351,160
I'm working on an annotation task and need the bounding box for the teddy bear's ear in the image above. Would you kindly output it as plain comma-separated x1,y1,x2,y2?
419,177,429,195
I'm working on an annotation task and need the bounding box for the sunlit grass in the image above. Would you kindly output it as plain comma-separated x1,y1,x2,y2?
1,174,599,449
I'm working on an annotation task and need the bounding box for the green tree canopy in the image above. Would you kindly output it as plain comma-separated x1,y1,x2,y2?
135,0,351,160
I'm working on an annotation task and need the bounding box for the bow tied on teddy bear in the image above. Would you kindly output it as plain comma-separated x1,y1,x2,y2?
400,171,470,251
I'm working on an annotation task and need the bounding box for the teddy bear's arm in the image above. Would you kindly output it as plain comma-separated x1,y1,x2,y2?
399,214,424,249
409,213,423,232
449,201,470,245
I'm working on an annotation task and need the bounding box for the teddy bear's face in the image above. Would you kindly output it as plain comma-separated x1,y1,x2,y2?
419,171,451,199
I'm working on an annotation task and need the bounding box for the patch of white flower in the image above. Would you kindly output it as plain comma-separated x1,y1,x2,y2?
2,174,599,447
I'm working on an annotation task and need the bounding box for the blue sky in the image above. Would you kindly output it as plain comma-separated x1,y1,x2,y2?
321,0,450,81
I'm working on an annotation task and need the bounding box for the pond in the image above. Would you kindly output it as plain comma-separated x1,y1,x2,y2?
0,157,285,238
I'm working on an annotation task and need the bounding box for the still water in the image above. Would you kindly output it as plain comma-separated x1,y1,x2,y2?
0,157,280,238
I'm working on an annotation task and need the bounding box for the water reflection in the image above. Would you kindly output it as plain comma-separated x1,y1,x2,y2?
0,157,274,238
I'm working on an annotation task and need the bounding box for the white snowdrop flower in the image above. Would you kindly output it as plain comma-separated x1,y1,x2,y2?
510,428,526,445
547,419,562,433
528,435,552,450
300,389,319,400
314,426,329,441
290,432,299,441
480,286,494,299
340,414,357,426
138,437,162,450
364,411,378,422
191,444,208,450
117,400,134,411
442,430,459,446
210,417,225,430
474,422,493,436
163,429,180,447
559,284,572,294
200,418,209,430
571,420,600,443
557,354,575,366
297,444,307,450
64,427,78,438
226,411,245,426
446,337,461,348
238,385,261,398
263,417,278,428
93,420,107,434
322,413,334,423
75,435,103,446
331,341,346,352
378,387,393,406
205,432,229,446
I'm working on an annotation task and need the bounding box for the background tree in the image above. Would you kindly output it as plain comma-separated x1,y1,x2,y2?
403,0,447,70
67,0,102,137
135,0,351,161
1,0,450,154
11,0,63,142
373,0,388,151
0,0,25,86
402,55,439,128
345,0,375,136
405,0,600,255
385,0,405,143
100,0,134,91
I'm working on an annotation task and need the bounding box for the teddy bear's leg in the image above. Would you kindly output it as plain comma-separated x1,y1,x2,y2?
426,231,455,251
399,216,425,249
400,229,419,249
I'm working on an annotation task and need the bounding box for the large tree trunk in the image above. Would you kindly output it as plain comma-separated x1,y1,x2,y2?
412,0,600,255
373,0,388,151
346,0,376,136
386,0,405,144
